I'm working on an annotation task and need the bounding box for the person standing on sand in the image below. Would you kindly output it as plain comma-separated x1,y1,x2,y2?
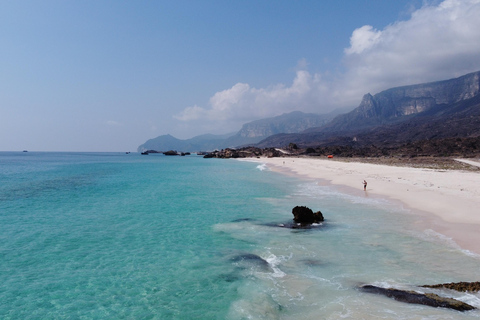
363,180,367,191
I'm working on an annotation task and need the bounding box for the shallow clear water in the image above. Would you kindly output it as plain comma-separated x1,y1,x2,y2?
0,152,479,319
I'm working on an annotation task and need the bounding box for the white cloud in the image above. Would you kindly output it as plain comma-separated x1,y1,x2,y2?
342,0,480,97
175,0,480,132
174,69,334,131
344,25,382,55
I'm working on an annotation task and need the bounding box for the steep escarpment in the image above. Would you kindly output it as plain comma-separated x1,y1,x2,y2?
320,70,480,132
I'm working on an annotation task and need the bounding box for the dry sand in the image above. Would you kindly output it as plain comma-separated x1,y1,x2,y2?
247,157,480,255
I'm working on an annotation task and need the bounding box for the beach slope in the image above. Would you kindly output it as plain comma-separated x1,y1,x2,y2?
250,157,480,255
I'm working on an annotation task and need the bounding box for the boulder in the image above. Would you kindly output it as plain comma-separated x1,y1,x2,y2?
292,206,324,224
359,285,475,311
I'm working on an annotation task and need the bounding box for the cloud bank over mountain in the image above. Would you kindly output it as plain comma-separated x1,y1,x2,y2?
175,0,480,133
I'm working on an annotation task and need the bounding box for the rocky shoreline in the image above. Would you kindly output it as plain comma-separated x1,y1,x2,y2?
203,146,480,171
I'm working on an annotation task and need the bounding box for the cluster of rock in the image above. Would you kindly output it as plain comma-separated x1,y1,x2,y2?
201,136,480,159
141,150,191,156
163,150,191,156
203,147,284,158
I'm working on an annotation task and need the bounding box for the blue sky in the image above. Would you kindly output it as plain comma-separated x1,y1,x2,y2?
1,0,480,151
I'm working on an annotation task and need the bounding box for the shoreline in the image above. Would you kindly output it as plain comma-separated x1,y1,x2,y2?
246,157,480,256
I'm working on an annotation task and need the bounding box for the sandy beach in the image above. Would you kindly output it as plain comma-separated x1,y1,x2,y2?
248,157,480,255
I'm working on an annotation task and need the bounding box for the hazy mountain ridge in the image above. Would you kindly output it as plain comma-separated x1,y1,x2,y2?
137,133,235,152
137,111,332,152
221,111,336,148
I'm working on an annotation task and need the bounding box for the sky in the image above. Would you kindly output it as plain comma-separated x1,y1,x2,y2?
1,0,480,152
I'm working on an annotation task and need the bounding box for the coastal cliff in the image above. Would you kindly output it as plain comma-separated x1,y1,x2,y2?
258,71,480,149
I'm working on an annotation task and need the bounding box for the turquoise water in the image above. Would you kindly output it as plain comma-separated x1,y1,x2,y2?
1,152,479,319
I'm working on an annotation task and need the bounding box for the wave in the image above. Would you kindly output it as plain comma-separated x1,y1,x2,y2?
256,163,268,171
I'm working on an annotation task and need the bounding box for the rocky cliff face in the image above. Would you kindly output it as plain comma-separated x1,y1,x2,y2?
325,71,480,131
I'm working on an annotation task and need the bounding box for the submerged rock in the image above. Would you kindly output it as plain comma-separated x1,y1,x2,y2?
231,218,257,223
421,281,480,292
230,253,272,272
359,285,475,311
292,206,324,224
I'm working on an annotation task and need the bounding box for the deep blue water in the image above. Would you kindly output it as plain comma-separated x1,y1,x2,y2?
1,152,479,319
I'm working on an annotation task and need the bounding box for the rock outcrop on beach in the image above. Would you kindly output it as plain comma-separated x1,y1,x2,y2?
203,147,283,158
421,281,480,292
359,285,476,311
292,206,324,224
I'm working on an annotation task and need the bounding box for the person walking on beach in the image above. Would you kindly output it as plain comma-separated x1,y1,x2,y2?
363,180,367,191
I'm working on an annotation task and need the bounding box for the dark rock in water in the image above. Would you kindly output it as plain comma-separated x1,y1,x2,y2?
163,150,179,156
300,259,326,267
231,218,257,223
263,220,325,229
359,285,476,311
218,273,241,283
421,281,480,292
231,253,268,264
230,253,272,272
292,206,324,224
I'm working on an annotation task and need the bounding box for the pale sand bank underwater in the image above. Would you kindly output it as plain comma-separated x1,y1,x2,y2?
245,157,480,255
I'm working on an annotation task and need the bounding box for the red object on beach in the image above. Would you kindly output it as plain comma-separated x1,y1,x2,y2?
327,155,334,158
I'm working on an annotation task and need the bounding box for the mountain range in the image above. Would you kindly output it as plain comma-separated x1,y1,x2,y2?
256,70,480,148
137,111,337,152
139,70,480,153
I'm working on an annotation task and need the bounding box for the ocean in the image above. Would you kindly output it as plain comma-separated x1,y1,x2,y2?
0,152,479,319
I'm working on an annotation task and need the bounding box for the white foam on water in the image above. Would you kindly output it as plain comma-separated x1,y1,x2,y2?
264,253,286,278
461,293,480,308
256,163,268,171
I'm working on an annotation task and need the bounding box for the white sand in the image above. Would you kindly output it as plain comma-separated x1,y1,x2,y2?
248,157,480,255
